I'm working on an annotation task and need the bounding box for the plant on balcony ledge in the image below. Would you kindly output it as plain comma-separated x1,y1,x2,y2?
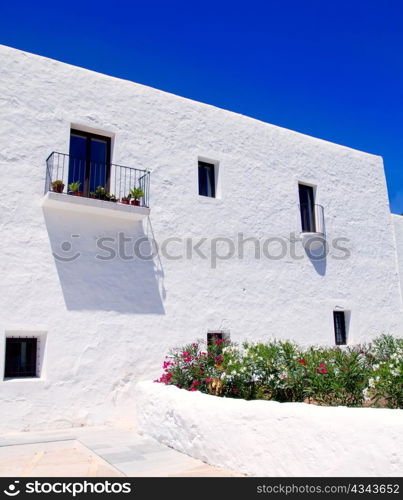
120,195,130,205
51,180,65,193
95,186,107,200
68,181,82,196
106,193,118,203
129,186,145,206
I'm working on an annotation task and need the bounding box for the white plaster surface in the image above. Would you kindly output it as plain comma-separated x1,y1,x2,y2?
392,214,403,301
0,44,402,432
136,381,403,477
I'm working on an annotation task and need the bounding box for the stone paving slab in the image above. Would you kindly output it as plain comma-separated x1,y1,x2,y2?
0,441,123,477
0,426,242,477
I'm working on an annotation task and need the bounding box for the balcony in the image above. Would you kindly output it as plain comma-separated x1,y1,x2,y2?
299,203,325,250
299,203,325,235
42,152,150,220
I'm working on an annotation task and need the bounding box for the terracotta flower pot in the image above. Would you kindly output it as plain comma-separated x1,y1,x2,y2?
52,184,65,193
121,199,130,205
131,200,140,206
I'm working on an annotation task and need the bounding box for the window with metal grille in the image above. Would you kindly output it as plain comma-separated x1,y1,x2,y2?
198,161,216,198
333,311,347,345
4,338,38,378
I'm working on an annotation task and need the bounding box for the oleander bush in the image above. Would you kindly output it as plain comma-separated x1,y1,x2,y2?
155,334,403,408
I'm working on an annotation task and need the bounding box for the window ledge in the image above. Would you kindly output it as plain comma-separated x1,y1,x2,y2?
300,232,326,251
41,192,150,220
2,377,45,383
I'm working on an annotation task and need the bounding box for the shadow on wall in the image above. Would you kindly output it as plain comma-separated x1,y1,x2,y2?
43,208,165,314
303,236,327,276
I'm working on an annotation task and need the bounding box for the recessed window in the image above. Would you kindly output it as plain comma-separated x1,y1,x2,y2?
207,331,229,345
198,161,216,198
333,311,347,345
69,129,111,197
299,183,316,232
5,337,38,378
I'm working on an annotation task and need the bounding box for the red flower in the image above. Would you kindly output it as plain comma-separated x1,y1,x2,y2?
316,368,320,374
163,361,173,370
215,339,224,345
319,363,325,368
321,368,327,374
155,371,173,384
206,377,212,383
189,387,197,392
297,359,307,366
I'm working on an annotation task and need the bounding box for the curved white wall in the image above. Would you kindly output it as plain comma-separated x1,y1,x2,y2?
136,381,403,477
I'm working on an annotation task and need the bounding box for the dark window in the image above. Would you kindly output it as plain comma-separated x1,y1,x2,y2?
299,184,316,232
198,161,216,198
68,129,111,197
207,332,223,345
5,338,37,378
333,311,347,345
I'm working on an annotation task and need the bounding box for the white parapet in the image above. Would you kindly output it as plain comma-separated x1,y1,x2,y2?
135,381,403,477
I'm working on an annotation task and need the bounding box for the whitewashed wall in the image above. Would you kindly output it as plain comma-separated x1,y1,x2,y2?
136,381,403,477
392,214,403,301
0,44,402,432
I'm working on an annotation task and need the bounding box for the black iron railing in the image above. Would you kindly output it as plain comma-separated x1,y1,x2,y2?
45,152,150,208
299,203,325,234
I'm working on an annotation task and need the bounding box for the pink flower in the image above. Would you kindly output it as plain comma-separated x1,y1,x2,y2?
297,359,307,366
189,387,197,392
321,368,327,374
206,377,212,383
319,363,325,368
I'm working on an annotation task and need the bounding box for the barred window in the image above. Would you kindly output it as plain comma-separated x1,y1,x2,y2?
333,311,347,345
5,337,38,378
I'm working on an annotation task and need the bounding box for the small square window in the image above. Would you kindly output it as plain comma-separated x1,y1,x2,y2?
5,338,38,378
198,161,216,198
333,311,347,345
207,330,229,345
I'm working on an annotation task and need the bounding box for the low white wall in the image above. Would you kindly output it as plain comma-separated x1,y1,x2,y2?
136,381,403,477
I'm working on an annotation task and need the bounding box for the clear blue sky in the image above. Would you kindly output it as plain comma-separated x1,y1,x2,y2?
2,1,403,212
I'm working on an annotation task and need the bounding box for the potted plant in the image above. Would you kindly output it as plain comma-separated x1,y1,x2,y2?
105,193,118,203
120,195,130,205
89,191,96,199
129,186,145,206
51,180,65,193
95,186,107,200
68,181,82,196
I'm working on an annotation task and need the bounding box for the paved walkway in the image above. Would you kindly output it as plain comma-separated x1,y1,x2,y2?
0,427,242,477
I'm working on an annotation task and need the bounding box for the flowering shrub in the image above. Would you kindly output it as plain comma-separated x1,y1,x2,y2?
155,335,403,408
365,335,403,408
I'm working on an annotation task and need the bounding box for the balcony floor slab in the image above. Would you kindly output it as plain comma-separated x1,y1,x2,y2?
41,192,150,220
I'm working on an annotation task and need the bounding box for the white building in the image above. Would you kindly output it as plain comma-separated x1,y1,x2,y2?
1,44,402,432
